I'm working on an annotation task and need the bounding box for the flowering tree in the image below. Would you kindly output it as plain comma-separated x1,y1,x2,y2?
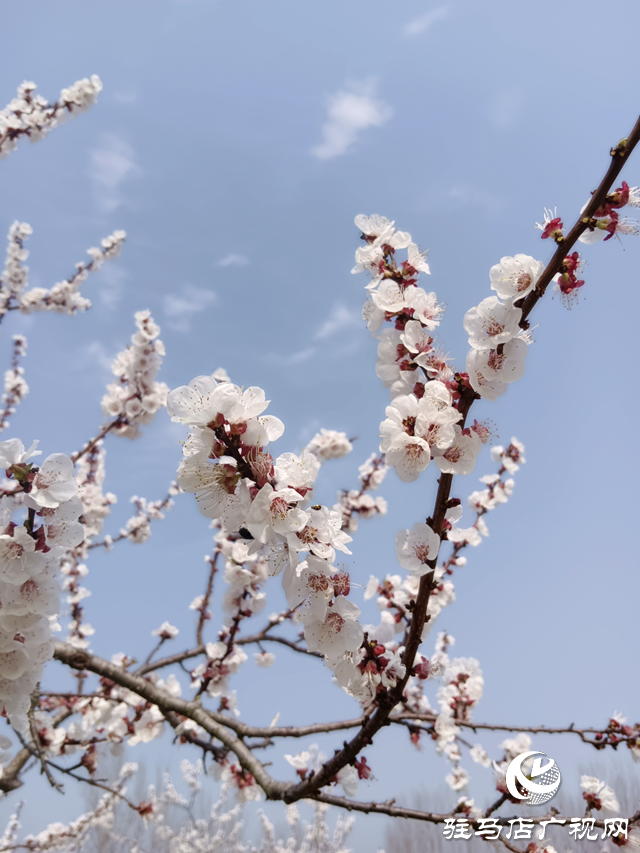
0,77,638,853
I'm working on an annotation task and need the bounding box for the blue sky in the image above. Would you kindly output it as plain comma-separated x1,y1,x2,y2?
1,0,639,847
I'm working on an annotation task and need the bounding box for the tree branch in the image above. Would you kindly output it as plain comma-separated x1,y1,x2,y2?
71,418,122,464
53,642,289,799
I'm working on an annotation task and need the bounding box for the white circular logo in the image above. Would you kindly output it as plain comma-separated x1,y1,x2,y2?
505,751,561,805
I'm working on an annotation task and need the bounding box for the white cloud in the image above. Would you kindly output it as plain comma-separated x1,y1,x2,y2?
97,265,126,309
217,253,249,267
289,347,315,364
82,341,115,373
267,347,316,367
315,303,361,340
311,80,392,161
404,6,449,36
163,284,217,332
90,134,137,213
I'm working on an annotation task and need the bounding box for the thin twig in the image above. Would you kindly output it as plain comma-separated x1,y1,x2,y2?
71,418,122,464
197,550,219,646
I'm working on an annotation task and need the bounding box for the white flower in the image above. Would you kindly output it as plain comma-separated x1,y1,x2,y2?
580,776,620,813
466,338,527,398
285,750,312,771
336,764,359,796
176,457,241,519
578,214,639,244
470,744,491,767
401,319,433,358
303,595,363,660
372,280,410,314
282,556,336,619
375,328,407,387
168,377,272,430
408,287,443,330
354,214,394,238
432,426,481,475
39,496,84,549
0,438,40,468
447,526,481,547
305,429,352,461
358,454,386,490
129,706,165,745
244,484,308,543
445,767,469,792
364,575,380,600
26,453,77,508
379,393,460,482
274,452,320,496
489,254,544,300
152,621,179,639
395,523,441,576
499,733,532,761
384,432,431,482
434,712,460,747
407,242,430,275
0,526,44,585
463,296,522,351
287,505,352,563
254,651,275,667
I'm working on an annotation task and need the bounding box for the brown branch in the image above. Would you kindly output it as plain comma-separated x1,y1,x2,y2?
47,120,640,813
309,793,631,831
142,638,166,667
86,531,127,550
71,419,122,464
22,724,63,792
136,619,319,676
310,791,455,822
0,707,74,793
484,792,509,817
388,711,638,748
285,115,640,800
519,114,640,325
53,642,289,799
87,488,177,551
29,646,640,826
13,730,140,812
197,550,219,646
162,708,226,761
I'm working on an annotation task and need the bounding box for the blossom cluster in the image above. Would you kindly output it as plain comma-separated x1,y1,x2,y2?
463,255,541,401
0,220,126,316
0,334,28,432
333,452,388,533
353,214,447,395
168,375,396,717
101,310,169,438
305,428,353,461
22,229,126,315
0,76,103,159
353,215,490,482
0,766,137,853
36,660,185,760
120,489,178,545
0,222,31,314
578,180,640,245
75,441,117,545
0,439,82,730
